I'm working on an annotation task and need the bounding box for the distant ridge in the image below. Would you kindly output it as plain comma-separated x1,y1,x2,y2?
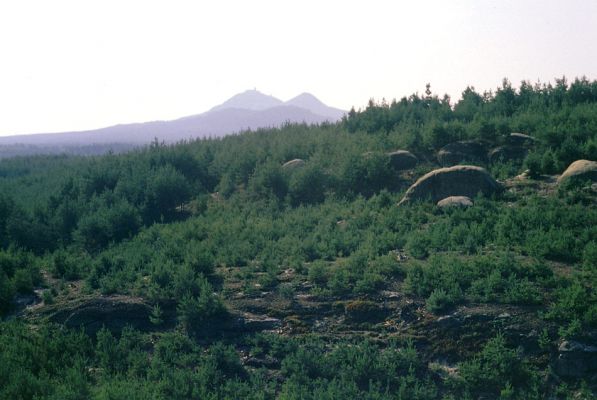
285,92,345,121
0,90,346,151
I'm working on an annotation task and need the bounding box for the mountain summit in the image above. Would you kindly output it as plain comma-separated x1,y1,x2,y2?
209,90,283,112
209,90,344,121
285,93,345,121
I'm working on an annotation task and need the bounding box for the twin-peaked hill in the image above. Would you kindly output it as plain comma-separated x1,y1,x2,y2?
0,90,345,149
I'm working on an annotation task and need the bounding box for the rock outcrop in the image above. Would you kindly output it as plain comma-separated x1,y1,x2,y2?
426,305,544,359
437,196,473,208
387,150,418,170
48,296,163,335
488,145,528,164
507,132,537,147
398,165,501,205
557,159,597,184
554,340,597,378
234,313,281,332
282,159,305,170
437,141,487,166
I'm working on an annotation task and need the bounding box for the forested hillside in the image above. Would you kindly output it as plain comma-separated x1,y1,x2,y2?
1,77,596,399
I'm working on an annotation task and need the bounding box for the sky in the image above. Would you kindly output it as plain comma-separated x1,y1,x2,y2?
0,0,596,136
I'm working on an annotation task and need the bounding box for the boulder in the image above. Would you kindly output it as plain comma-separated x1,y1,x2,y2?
398,165,501,205
554,340,597,378
437,141,487,166
507,132,537,147
488,145,528,164
282,158,305,170
48,296,165,335
387,150,418,170
557,159,597,184
243,355,280,369
437,196,473,208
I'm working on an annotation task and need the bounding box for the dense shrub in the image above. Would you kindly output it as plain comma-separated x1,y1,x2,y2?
176,278,227,335
455,334,538,398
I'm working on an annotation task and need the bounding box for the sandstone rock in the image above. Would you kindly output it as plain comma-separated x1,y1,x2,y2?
557,159,597,184
514,169,531,180
398,165,501,205
437,196,473,208
387,150,418,170
488,145,528,164
554,340,597,378
282,158,305,170
437,141,487,166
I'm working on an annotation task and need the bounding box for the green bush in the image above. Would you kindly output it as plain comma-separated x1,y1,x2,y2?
406,234,431,259
548,281,597,329
308,261,329,286
503,277,542,305
426,288,455,314
0,272,14,315
457,334,536,398
354,272,385,294
12,268,33,294
344,300,381,321
51,249,87,280
524,151,542,178
42,289,55,305
176,278,226,335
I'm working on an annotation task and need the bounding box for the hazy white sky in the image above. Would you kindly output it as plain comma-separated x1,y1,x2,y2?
1,0,596,136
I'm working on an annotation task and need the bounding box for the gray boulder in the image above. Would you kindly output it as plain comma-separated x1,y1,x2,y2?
488,145,528,164
554,340,597,378
437,196,473,208
507,132,537,147
282,158,305,170
437,141,487,166
387,150,418,170
398,165,501,205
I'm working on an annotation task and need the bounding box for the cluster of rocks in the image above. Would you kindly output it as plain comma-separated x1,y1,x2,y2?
280,134,594,208
437,133,537,167
397,158,595,207
282,149,419,172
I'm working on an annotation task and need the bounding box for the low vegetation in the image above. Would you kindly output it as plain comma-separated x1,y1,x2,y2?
1,77,596,398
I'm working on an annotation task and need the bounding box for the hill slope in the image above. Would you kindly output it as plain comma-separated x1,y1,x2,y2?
0,77,596,399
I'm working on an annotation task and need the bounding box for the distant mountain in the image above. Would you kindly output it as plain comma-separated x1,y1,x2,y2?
285,93,345,121
0,90,346,152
